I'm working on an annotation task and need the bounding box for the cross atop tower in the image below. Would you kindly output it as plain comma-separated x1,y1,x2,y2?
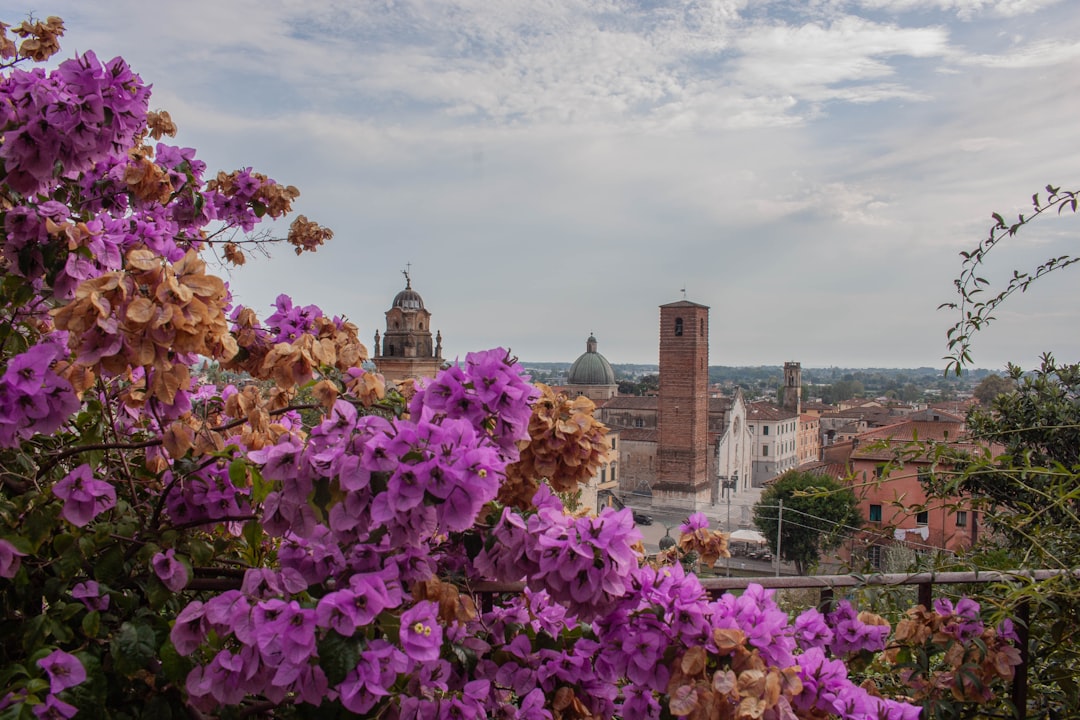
402,263,412,288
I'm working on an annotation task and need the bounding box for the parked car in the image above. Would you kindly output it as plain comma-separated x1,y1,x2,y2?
632,510,653,526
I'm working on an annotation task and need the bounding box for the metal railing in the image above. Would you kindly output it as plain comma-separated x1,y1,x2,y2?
472,569,1076,720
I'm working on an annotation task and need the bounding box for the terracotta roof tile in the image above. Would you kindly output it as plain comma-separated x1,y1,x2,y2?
618,428,658,442
747,402,798,421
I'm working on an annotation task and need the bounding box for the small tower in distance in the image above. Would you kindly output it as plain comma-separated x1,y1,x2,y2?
783,361,802,415
372,268,443,385
654,299,711,509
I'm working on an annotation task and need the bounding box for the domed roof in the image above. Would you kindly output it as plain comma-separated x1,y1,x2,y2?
567,335,616,386
392,276,424,311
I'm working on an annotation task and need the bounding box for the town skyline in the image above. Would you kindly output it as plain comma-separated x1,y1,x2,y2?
35,0,1080,370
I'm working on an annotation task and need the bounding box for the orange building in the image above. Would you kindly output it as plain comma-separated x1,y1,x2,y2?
848,409,980,569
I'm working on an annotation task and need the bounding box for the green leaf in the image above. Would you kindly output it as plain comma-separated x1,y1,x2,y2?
93,545,126,584
250,466,270,504
111,621,157,676
159,642,192,686
242,520,263,550
82,611,101,638
228,458,249,488
317,631,360,686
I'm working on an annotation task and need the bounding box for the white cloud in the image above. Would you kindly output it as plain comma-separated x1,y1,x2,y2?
731,16,949,101
17,0,1080,368
853,0,1063,20
961,38,1080,67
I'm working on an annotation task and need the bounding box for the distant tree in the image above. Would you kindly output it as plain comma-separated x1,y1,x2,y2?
972,373,1014,405
898,383,921,402
752,471,861,575
618,373,658,396
820,379,864,404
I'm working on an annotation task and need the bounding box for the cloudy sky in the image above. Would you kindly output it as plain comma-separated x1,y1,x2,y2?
19,0,1080,369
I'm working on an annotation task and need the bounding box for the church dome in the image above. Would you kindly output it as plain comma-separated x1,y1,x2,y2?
392,282,425,311
567,335,616,386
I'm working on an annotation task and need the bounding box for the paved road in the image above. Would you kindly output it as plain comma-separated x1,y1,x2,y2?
631,508,788,577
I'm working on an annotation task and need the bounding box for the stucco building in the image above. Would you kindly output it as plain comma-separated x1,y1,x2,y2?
746,402,800,486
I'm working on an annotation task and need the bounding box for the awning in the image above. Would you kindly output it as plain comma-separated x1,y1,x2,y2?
729,529,768,544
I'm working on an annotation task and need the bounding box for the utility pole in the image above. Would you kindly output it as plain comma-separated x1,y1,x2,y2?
775,498,783,577
722,473,738,576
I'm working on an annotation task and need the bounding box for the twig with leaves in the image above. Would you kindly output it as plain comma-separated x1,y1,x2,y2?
941,185,1079,374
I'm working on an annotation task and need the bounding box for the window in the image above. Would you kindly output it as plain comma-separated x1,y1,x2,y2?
700,318,704,335
868,545,883,570
869,504,882,522
874,465,884,479
915,511,929,526
674,317,683,336
634,417,644,428
955,511,968,528
917,467,931,483
762,445,768,456
763,426,769,436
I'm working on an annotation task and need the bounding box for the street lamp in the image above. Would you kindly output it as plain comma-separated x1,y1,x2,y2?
721,472,738,576
658,524,677,552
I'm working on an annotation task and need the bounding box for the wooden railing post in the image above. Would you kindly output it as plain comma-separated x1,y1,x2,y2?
818,587,834,613
1011,600,1030,720
918,581,932,610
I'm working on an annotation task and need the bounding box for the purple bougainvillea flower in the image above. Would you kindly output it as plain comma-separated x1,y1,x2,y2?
171,601,209,656
71,580,109,611
32,695,78,720
399,601,442,663
679,511,709,535
152,549,189,592
37,650,86,694
2,343,58,393
0,539,26,579
52,465,116,527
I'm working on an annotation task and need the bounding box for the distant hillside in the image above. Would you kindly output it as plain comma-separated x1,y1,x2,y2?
519,362,991,399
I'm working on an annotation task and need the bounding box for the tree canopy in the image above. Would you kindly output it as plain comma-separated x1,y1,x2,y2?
971,373,1014,406
752,471,861,576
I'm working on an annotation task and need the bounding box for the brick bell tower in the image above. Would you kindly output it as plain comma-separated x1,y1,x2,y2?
655,299,711,508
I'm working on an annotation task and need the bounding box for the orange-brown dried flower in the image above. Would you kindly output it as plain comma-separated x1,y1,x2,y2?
222,242,246,266
12,16,63,62
502,384,609,508
146,110,177,140
287,215,333,255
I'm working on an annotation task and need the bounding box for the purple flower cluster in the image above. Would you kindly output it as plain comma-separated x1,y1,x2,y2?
827,600,891,656
476,485,642,620
933,596,985,641
162,463,251,527
52,464,116,527
176,590,329,707
33,650,85,719
712,583,796,666
0,51,150,196
410,348,540,455
264,294,322,343
795,647,921,720
0,340,79,448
